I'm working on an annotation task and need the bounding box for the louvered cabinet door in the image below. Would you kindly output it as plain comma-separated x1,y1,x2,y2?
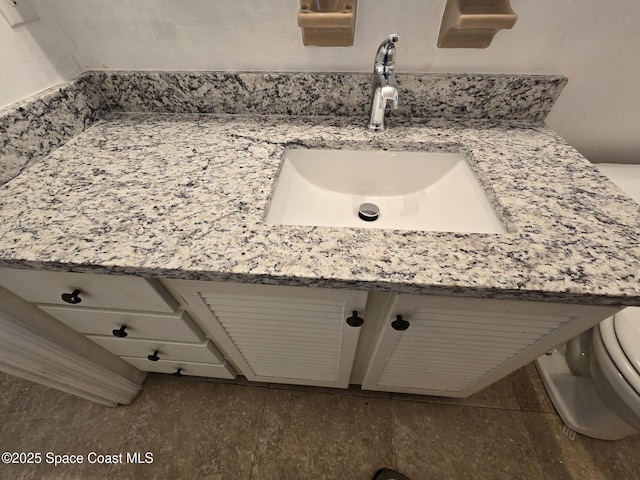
165,281,368,388
362,294,577,397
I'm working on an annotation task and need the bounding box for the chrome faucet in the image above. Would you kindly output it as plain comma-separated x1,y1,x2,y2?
368,34,399,132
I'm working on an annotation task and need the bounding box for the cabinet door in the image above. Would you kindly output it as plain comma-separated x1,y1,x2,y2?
165,280,368,388
362,295,586,397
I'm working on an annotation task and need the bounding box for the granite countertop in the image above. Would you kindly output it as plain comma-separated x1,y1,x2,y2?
0,111,639,306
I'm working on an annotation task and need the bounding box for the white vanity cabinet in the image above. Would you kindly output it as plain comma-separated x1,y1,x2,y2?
0,267,622,397
361,294,618,397
0,268,235,379
163,279,368,388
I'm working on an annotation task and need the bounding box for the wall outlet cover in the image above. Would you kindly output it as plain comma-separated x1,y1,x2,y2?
0,0,39,28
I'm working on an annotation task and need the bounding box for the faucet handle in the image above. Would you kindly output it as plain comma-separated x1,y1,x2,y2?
380,34,399,52
375,34,399,69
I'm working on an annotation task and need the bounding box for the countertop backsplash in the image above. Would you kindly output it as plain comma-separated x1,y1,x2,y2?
0,74,106,186
95,71,567,119
0,71,567,186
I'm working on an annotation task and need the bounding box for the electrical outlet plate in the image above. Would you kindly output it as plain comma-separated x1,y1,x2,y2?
0,0,39,28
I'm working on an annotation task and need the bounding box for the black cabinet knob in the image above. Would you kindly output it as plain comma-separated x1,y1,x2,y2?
173,368,183,377
391,315,410,331
346,310,364,327
112,325,128,338
147,351,160,362
61,289,82,304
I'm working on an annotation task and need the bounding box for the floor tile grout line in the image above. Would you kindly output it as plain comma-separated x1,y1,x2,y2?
267,386,392,401
248,386,270,480
519,410,552,480
102,375,158,480
390,398,400,473
173,375,538,414
1,383,21,418
172,374,537,412
389,396,523,412
0,414,9,442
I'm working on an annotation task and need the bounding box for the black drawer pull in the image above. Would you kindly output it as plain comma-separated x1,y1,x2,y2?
391,315,410,331
147,351,160,362
112,325,128,338
346,311,364,327
61,289,82,304
173,368,183,377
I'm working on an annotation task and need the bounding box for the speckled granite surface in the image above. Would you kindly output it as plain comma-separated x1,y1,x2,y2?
95,71,566,120
0,74,107,185
0,112,638,305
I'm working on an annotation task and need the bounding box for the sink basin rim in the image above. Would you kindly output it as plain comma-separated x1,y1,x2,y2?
265,147,507,234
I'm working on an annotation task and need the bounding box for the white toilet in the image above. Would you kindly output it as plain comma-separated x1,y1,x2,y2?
536,163,640,440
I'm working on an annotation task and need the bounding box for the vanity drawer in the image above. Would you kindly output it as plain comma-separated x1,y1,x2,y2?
0,268,177,312
87,337,225,364
122,357,236,379
40,306,203,342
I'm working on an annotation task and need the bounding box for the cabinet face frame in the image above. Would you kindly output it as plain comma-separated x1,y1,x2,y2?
163,280,368,389
362,294,620,397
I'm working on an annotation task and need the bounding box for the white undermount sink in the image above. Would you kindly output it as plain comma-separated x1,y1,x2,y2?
265,149,506,234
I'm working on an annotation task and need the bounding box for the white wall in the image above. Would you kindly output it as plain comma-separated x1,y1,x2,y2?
3,0,640,163
0,7,79,109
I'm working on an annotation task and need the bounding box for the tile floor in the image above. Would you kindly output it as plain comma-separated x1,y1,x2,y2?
0,363,639,480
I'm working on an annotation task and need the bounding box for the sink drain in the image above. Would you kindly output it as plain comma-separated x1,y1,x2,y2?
358,203,380,222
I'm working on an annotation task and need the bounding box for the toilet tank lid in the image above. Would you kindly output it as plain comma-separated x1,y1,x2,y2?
595,163,640,204
614,307,640,378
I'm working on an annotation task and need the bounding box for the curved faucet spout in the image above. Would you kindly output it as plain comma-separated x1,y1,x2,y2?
369,34,399,132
